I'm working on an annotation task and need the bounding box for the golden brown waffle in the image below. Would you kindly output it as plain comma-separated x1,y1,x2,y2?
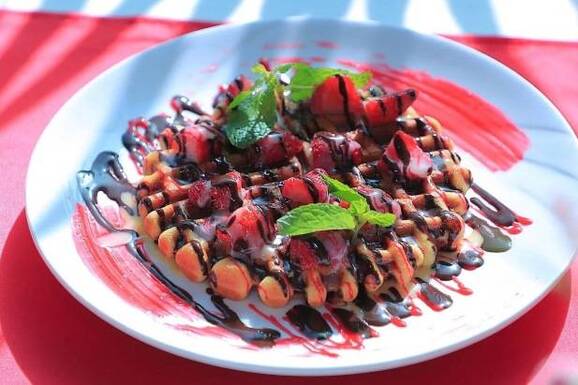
131,103,481,309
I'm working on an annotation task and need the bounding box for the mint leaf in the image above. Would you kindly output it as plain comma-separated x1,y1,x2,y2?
286,63,372,102
277,203,356,236
224,106,273,149
322,175,369,216
225,66,279,149
362,211,396,227
322,175,397,229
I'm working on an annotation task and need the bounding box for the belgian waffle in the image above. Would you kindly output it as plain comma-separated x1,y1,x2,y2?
129,72,483,309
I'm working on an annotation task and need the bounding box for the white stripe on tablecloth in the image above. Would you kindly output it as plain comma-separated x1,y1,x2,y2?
2,0,577,41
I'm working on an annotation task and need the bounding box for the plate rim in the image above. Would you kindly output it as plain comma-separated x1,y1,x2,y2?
24,17,578,376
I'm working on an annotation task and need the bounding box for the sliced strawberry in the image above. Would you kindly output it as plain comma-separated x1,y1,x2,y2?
224,171,245,192
215,226,233,254
303,169,329,202
356,185,402,217
282,131,304,158
311,134,335,171
310,74,363,130
384,131,432,181
226,74,251,96
210,171,245,212
159,127,178,150
316,231,349,273
281,169,329,206
363,89,417,128
212,76,252,114
210,186,231,211
181,124,218,164
187,180,211,208
311,132,363,171
348,138,363,165
289,231,348,273
216,204,274,258
288,239,318,271
281,177,314,205
256,130,304,166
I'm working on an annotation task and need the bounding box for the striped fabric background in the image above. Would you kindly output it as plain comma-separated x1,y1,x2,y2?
0,1,577,384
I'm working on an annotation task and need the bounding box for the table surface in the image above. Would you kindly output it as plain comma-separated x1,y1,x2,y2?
0,1,577,384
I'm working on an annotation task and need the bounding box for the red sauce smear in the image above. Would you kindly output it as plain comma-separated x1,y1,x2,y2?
173,323,249,341
72,204,247,342
72,204,193,318
391,316,407,327
338,59,530,171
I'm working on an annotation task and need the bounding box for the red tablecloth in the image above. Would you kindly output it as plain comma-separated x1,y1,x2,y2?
0,11,577,385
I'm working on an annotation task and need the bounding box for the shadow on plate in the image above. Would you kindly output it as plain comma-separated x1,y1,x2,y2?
0,210,572,385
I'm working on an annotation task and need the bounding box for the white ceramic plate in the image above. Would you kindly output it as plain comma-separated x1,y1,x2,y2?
26,19,578,376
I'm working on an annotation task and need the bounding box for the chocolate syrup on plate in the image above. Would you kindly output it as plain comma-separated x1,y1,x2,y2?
466,214,512,252
77,152,281,345
286,304,333,340
331,308,373,339
470,183,517,227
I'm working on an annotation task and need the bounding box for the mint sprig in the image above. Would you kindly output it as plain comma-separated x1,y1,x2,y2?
276,176,396,236
277,203,356,236
224,64,279,149
322,175,369,217
323,175,396,227
224,63,371,149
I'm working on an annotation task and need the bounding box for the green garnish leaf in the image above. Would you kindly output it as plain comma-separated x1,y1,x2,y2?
287,63,372,102
225,64,279,149
322,175,369,216
224,62,371,148
362,211,396,228
277,203,356,236
323,174,396,228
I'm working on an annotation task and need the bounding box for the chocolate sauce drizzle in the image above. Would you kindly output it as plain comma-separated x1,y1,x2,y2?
434,259,462,281
355,287,414,326
77,152,281,345
331,308,374,338
470,183,517,227
335,74,356,130
466,214,512,252
122,116,170,168
416,279,453,310
286,304,333,340
77,152,136,228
